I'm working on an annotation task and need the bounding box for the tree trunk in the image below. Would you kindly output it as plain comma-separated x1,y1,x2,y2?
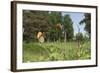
64,32,67,42
58,32,60,42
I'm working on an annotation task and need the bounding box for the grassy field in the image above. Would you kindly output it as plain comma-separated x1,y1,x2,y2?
23,41,91,63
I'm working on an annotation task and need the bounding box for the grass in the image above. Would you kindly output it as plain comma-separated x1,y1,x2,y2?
23,41,91,63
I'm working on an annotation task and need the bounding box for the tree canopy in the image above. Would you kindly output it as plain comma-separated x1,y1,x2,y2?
23,10,74,42
23,10,50,42
63,15,74,41
79,13,91,38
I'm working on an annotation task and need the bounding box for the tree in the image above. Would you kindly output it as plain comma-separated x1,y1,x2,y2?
63,15,74,42
76,33,83,42
48,12,62,25
79,13,91,38
47,12,62,42
23,10,50,42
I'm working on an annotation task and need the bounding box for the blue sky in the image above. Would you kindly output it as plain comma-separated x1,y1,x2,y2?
62,12,86,35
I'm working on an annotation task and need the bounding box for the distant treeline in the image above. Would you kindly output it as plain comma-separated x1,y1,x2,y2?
23,10,91,42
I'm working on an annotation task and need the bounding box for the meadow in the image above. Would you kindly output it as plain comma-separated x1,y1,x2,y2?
23,41,91,62
23,10,91,63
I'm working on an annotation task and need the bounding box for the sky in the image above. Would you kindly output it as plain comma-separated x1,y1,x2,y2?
62,12,86,35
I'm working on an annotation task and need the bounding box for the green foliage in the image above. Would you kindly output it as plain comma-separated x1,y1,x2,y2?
23,10,74,42
23,11,91,62
23,42,91,62
63,15,74,41
79,13,91,38
75,32,83,41
47,12,62,41
23,10,50,42
48,12,62,25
